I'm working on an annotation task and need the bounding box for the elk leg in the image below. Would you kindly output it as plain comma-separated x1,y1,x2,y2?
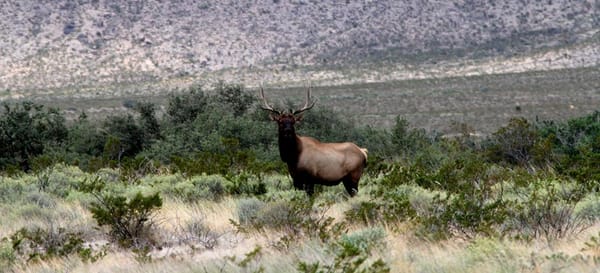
292,177,303,190
342,176,359,197
304,183,315,196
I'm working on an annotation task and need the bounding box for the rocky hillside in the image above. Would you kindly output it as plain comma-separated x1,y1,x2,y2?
0,0,598,97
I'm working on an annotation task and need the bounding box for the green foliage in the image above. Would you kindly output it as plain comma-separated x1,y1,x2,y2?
574,192,600,222
391,116,430,158
486,117,538,166
166,86,208,125
226,172,267,196
299,107,356,143
226,245,265,273
420,192,509,239
297,227,390,273
161,174,231,202
102,114,146,161
0,238,16,269
506,179,591,242
91,191,162,247
81,177,163,247
135,101,161,141
0,101,68,170
215,82,254,116
9,226,84,261
235,194,346,245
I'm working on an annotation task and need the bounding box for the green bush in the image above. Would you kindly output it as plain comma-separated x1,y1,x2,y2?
236,197,265,227
226,172,267,196
9,226,84,261
338,227,386,254
90,191,162,247
34,164,86,198
0,177,29,203
506,179,591,241
344,200,383,226
298,227,390,273
0,101,68,171
486,117,538,166
236,194,345,244
81,177,163,247
166,86,209,125
0,238,16,269
574,193,600,222
188,174,229,201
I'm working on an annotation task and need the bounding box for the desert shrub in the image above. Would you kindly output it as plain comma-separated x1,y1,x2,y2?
188,174,229,201
506,179,591,241
486,117,539,166
580,231,600,260
91,191,162,247
183,219,221,250
338,227,386,254
0,177,29,203
135,101,161,142
298,227,390,273
298,107,357,144
9,225,84,261
34,164,86,198
391,116,430,158
145,174,229,202
236,193,310,232
465,238,516,269
235,194,345,244
101,114,146,162
353,126,395,159
171,150,238,176
236,197,265,227
226,172,267,196
345,200,383,226
80,177,163,248
419,191,509,239
24,191,57,209
0,238,16,269
15,203,54,220
574,193,600,222
67,112,105,158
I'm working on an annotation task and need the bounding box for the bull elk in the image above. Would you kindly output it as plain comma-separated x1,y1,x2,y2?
259,86,368,196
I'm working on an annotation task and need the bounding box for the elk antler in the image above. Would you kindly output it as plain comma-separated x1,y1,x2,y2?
259,86,282,115
292,85,316,115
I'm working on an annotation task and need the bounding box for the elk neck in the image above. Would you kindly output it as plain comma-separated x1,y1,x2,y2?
278,130,301,164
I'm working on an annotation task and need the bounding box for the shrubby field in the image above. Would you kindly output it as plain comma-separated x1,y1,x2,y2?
0,84,599,272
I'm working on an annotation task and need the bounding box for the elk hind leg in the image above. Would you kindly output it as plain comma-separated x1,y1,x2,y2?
342,176,359,197
304,183,315,197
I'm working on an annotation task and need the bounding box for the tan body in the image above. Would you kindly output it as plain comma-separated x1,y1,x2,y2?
293,136,366,189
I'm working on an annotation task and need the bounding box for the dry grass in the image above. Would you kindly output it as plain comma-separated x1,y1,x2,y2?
4,195,599,273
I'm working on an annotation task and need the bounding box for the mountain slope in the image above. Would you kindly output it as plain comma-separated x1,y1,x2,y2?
0,0,598,94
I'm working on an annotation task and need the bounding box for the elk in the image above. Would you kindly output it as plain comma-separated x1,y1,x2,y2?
259,86,368,196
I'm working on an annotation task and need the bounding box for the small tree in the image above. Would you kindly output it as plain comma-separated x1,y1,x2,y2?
216,83,254,116
486,117,537,166
166,86,208,124
0,102,68,170
81,177,163,248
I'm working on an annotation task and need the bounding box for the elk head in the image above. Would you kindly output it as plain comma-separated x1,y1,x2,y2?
259,86,315,138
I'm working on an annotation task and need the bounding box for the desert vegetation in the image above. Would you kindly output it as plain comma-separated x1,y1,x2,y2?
0,83,599,272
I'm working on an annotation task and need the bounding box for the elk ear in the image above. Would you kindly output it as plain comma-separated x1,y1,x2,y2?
269,113,279,121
